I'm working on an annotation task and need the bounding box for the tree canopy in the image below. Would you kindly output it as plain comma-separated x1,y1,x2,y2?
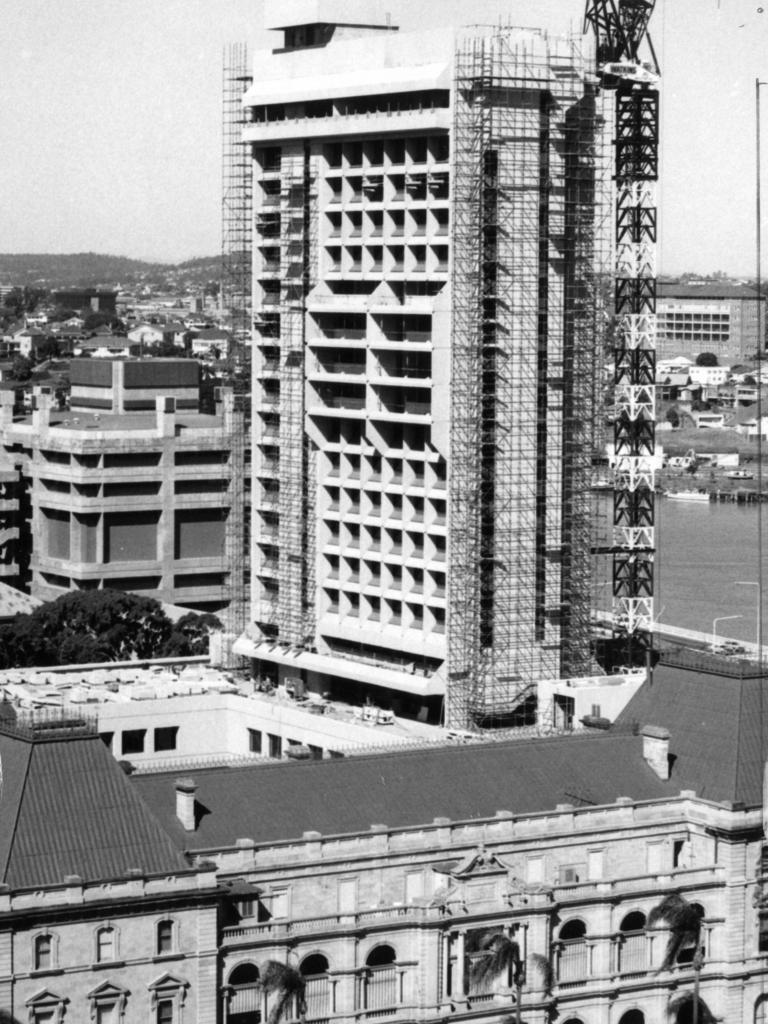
10,355,33,382
0,590,221,668
695,352,719,366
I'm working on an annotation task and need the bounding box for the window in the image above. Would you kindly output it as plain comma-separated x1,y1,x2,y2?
301,953,332,1021
26,990,66,1023
121,729,146,756
228,963,260,1024
34,933,53,971
248,728,262,754
88,982,129,1023
362,945,398,1012
557,919,588,985
96,926,115,963
153,727,178,752
157,920,174,955
617,912,648,974
157,1000,174,1024
268,733,282,758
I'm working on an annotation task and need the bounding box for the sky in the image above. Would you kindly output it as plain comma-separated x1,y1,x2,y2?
0,0,767,274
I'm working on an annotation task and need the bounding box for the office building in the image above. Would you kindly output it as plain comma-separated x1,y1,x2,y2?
0,360,247,617
656,282,766,364
236,2,604,727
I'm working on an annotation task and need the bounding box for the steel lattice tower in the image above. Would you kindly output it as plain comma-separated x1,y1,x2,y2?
585,1,659,659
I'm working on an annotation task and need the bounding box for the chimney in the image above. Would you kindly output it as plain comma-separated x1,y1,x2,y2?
175,777,197,831
641,724,670,780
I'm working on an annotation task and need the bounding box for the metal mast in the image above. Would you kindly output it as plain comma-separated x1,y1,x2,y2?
585,0,659,662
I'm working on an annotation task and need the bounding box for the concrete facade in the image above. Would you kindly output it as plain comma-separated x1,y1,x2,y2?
239,5,600,725
0,362,245,612
656,283,766,364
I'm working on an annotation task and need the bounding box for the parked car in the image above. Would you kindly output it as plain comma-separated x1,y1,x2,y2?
711,640,746,656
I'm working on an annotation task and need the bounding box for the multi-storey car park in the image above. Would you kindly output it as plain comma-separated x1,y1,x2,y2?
234,1,617,728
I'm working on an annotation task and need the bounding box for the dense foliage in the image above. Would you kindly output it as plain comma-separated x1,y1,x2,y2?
0,590,221,668
695,352,719,366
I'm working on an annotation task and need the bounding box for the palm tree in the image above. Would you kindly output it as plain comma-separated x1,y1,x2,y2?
471,931,553,1024
260,959,307,1024
648,893,704,1024
471,931,523,1023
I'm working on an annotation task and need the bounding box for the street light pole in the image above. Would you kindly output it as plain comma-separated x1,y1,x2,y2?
735,581,761,655
711,615,743,652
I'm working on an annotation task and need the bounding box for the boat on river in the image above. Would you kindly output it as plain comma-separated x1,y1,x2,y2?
665,490,710,503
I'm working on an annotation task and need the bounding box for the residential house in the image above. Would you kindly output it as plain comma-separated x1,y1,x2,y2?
190,328,231,359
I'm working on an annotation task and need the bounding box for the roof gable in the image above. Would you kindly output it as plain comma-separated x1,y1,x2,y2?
0,725,188,888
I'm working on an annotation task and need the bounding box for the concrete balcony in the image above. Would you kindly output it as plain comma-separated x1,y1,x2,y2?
242,108,451,145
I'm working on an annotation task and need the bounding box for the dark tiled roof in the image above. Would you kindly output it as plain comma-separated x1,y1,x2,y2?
613,661,768,807
133,733,674,850
0,730,188,888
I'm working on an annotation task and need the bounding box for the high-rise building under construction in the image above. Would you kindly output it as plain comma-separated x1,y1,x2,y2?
234,1,607,729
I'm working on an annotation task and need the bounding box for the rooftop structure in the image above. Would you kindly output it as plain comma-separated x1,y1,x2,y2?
238,10,609,728
0,658,643,770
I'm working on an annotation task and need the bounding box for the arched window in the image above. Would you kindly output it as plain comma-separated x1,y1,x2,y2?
96,926,116,963
755,996,768,1024
675,903,705,966
618,911,648,975
362,945,399,1012
301,953,332,1021
619,1010,645,1024
671,993,697,1024
34,932,53,971
227,962,260,1024
557,919,588,985
157,920,174,956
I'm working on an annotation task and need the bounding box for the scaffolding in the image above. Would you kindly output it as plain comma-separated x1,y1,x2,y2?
222,44,253,347
276,147,316,650
222,389,249,664
447,31,602,729
220,44,253,662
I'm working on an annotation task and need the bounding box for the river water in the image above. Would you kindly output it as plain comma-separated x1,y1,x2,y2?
651,499,762,644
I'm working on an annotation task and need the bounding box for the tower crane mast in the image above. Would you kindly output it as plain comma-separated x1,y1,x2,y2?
585,0,659,662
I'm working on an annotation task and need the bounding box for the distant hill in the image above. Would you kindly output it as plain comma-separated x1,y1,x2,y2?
0,253,221,291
